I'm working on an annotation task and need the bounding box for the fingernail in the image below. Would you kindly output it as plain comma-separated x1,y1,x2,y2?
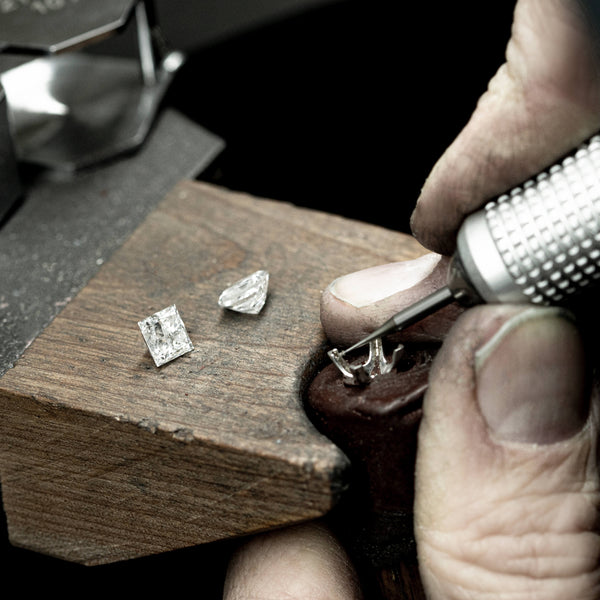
327,253,441,308
475,307,589,444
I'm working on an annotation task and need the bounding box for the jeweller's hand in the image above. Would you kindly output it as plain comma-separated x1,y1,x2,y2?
224,257,600,600
323,263,599,600
222,1,600,597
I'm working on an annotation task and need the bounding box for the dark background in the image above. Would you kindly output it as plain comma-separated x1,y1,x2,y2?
0,1,514,596
181,0,514,232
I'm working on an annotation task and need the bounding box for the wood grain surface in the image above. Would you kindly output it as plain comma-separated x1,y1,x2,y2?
0,180,426,566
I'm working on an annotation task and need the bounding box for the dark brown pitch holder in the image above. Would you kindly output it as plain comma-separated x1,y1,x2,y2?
306,343,438,600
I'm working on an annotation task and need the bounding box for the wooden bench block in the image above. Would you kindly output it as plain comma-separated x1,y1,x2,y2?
0,180,425,565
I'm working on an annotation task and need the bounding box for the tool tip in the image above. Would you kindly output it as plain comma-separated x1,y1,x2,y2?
340,322,394,356
340,338,368,356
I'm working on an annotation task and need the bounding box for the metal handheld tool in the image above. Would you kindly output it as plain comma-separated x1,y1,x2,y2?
342,134,600,357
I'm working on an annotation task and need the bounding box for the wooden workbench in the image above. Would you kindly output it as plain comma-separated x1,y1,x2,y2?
0,180,425,566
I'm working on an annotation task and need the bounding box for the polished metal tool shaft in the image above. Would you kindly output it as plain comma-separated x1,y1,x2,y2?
342,135,600,355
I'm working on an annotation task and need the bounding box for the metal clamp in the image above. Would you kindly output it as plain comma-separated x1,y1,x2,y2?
0,0,184,171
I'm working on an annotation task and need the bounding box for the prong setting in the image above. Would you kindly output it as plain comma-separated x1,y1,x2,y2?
328,338,405,386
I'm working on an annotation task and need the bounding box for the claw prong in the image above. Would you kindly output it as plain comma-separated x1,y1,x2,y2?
328,338,404,386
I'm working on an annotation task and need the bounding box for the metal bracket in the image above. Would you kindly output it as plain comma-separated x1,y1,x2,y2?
0,0,184,171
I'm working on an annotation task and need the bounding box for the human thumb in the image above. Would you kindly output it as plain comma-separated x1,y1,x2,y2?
414,305,600,599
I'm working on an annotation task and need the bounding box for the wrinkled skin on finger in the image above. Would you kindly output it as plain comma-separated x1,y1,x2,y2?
407,5,600,590
411,0,600,255
415,305,600,600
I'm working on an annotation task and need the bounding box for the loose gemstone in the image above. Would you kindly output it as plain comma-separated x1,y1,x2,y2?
138,304,193,367
218,270,269,314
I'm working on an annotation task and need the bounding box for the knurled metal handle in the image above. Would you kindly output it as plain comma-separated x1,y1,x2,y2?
456,135,600,305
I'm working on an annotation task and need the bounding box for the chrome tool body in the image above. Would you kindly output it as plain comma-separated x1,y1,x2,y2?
339,134,600,360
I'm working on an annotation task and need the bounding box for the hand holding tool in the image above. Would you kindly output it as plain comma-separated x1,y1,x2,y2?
342,135,600,356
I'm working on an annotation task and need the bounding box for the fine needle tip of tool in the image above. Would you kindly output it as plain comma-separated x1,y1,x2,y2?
339,286,456,357
340,320,397,356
